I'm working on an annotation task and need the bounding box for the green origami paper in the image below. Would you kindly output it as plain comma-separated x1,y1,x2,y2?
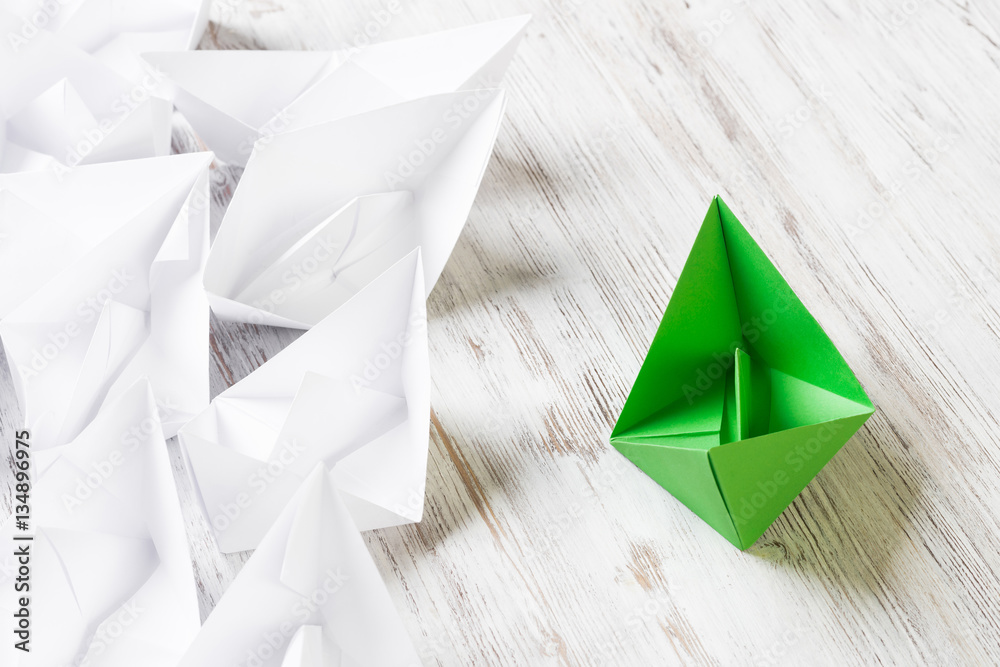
611,196,874,550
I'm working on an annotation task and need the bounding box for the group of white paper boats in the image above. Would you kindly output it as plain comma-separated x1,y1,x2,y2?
0,2,531,664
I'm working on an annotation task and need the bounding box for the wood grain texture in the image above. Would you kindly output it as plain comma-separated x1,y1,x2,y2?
4,0,1000,664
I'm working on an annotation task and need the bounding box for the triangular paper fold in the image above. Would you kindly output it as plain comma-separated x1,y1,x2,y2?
0,10,177,172
0,152,213,448
178,465,421,667
179,249,430,553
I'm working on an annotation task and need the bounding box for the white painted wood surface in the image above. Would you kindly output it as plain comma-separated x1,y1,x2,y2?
4,0,1000,664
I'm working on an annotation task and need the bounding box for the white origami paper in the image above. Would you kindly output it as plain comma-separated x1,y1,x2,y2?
179,464,421,667
0,151,213,448
199,88,506,329
0,378,200,666
144,15,530,167
0,10,174,172
178,249,429,553
3,0,210,82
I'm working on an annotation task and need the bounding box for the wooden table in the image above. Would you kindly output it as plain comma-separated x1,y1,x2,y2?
4,0,1000,664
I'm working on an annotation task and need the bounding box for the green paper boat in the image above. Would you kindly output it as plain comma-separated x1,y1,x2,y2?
610,196,875,549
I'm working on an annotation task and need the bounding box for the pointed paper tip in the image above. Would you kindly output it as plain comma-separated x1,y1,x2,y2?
278,463,331,594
